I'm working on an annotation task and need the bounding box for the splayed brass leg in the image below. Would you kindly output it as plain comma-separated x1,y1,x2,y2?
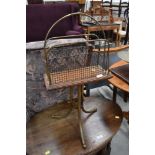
78,85,86,148
81,85,97,114
81,103,97,114
51,86,73,119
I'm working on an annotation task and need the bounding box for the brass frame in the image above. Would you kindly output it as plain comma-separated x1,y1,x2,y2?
43,12,110,148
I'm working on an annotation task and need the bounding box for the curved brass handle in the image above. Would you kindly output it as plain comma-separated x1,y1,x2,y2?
43,12,110,85
43,12,107,49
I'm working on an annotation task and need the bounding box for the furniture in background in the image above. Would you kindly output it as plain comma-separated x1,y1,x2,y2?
81,1,129,46
113,18,126,45
124,7,129,45
109,60,128,103
83,0,129,17
27,96,123,155
118,1,129,18
81,21,120,46
26,3,84,42
66,0,85,5
108,60,129,122
82,0,113,23
27,0,43,4
113,6,129,45
101,0,129,18
90,4,113,23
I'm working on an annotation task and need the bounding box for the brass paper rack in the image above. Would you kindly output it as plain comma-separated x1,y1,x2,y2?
43,12,112,148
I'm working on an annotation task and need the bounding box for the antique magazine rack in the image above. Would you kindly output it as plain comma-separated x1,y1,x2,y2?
43,12,111,148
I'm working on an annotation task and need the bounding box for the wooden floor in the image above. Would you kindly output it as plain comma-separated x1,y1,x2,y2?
27,96,123,155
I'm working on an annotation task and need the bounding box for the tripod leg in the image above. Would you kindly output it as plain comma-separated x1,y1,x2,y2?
81,85,97,114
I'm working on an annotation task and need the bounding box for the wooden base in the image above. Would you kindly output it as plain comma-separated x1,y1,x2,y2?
27,96,123,155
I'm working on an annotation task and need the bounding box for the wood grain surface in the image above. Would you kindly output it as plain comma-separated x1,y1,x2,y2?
108,60,129,92
27,96,123,155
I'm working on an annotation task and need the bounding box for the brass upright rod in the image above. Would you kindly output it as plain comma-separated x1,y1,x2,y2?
70,86,74,107
78,85,86,148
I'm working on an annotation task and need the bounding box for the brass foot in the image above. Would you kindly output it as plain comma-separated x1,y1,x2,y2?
79,117,87,149
83,144,86,149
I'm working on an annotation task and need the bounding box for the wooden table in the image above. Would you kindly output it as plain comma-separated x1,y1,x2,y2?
108,60,129,122
27,96,123,155
82,22,120,45
108,60,129,102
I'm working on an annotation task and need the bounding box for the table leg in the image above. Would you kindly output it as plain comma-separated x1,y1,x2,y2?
78,85,86,148
113,87,129,124
123,92,129,102
96,141,111,155
116,28,119,46
113,86,117,104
